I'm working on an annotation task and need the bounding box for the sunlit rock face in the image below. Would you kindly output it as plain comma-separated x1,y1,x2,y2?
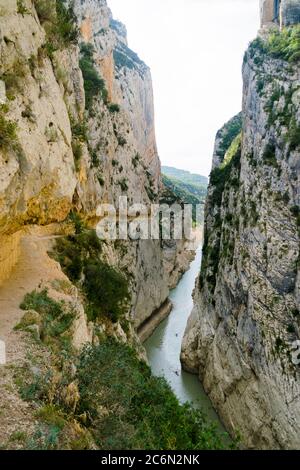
182,25,300,449
0,0,189,328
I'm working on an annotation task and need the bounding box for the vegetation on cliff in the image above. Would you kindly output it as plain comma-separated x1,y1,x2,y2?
161,167,208,223
34,0,79,56
215,113,242,163
15,322,232,450
200,131,242,292
249,25,300,63
79,43,108,110
0,105,18,151
53,221,130,323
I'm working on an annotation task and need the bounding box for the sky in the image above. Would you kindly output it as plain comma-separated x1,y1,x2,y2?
108,0,260,177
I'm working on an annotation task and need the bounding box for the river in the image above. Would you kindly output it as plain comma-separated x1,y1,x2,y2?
144,245,225,432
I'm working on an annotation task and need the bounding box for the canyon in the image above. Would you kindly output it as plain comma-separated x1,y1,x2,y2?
0,0,299,452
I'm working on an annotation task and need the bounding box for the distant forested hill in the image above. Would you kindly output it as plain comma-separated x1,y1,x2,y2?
162,166,208,187
161,166,208,223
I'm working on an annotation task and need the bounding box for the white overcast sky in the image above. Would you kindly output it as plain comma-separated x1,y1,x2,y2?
108,0,259,176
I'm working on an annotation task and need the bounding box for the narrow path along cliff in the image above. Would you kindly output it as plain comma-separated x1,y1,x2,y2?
0,226,77,446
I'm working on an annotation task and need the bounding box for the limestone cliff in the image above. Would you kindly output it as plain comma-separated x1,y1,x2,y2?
182,26,300,449
0,0,189,334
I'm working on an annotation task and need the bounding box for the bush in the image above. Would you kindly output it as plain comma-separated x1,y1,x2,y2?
70,119,88,169
53,0,79,46
262,142,278,167
108,103,120,113
266,26,300,63
79,43,108,110
249,26,300,63
20,289,76,349
287,118,300,151
83,261,130,322
35,0,78,57
71,140,83,169
0,111,18,150
70,119,88,141
17,0,29,15
54,228,129,322
132,153,140,168
76,339,232,450
118,178,128,192
1,59,27,96
33,0,56,23
117,135,127,147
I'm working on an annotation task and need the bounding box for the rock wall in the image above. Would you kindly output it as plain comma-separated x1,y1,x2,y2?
182,30,300,449
260,0,300,28
0,0,189,330
281,0,300,26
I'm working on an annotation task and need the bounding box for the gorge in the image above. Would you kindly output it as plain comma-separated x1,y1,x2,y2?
0,0,300,452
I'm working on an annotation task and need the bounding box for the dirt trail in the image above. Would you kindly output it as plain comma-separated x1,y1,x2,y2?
0,226,68,448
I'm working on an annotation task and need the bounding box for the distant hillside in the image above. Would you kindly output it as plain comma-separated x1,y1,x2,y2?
161,166,208,223
162,166,208,187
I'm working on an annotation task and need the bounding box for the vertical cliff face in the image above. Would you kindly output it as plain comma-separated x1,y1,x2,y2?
282,0,300,26
182,27,300,449
0,0,188,332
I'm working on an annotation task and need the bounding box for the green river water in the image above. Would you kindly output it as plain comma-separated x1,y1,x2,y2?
144,246,226,433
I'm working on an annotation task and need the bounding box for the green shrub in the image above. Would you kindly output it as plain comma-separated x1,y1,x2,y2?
53,0,79,46
132,153,140,168
20,289,76,349
118,178,128,191
71,140,83,169
1,59,27,96
70,119,88,141
97,174,105,186
83,261,130,322
262,142,278,167
290,205,300,228
287,324,296,334
33,0,56,23
265,26,300,63
35,0,78,57
108,103,120,113
117,135,127,147
35,405,67,430
287,118,300,150
55,230,102,282
0,108,18,150
76,339,232,450
17,0,29,15
68,211,84,234
70,119,88,169
79,43,108,110
54,229,129,322
249,26,300,63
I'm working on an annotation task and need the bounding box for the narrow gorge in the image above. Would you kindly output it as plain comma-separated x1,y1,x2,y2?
0,0,300,453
